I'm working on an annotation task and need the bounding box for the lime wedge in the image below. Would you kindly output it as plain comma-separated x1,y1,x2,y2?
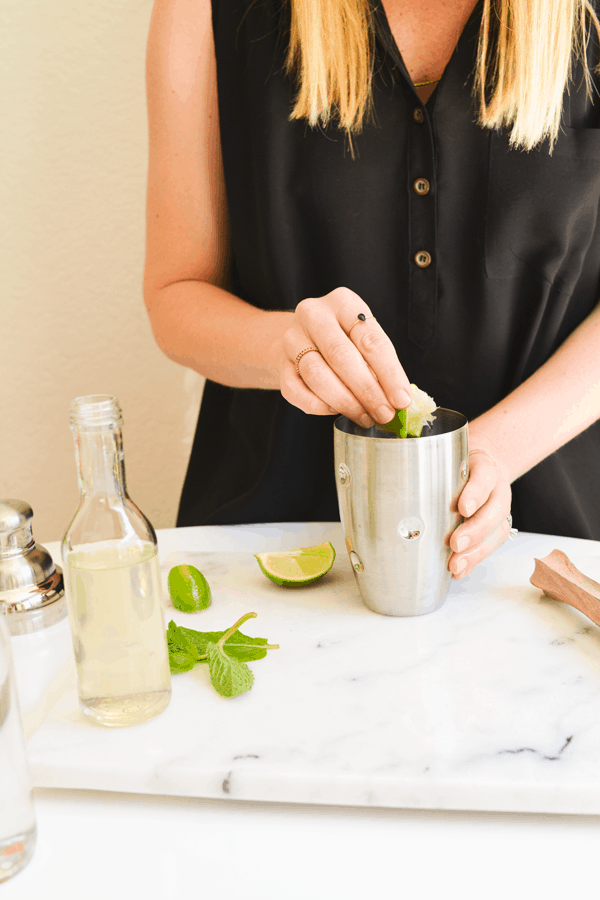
378,407,407,438
254,542,336,586
377,384,437,438
406,384,437,435
168,564,212,612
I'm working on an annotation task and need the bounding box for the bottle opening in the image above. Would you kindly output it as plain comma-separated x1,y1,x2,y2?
69,395,123,429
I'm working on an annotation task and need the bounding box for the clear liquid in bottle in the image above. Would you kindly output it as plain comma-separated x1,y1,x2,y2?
66,541,170,726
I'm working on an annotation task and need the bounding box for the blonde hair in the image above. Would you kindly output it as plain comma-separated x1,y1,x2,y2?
284,0,600,154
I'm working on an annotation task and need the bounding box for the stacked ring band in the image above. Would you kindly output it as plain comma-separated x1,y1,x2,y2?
294,346,321,375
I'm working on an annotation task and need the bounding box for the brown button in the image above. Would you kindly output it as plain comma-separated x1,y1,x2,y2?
414,251,432,268
413,108,424,123
413,178,430,195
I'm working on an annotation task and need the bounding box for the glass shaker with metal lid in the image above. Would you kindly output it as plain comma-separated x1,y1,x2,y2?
0,500,66,635
0,613,36,882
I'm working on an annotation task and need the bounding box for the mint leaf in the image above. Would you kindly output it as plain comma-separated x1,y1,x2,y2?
206,641,254,698
178,625,274,662
377,407,408,439
166,620,203,674
222,631,274,661
168,651,197,674
174,627,222,660
167,620,201,659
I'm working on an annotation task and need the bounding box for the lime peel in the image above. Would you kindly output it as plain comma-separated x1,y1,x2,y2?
167,564,212,612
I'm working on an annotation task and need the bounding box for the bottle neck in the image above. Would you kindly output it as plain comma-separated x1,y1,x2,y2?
69,396,128,501
73,426,128,500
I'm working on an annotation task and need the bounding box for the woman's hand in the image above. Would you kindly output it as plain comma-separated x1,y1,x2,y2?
279,286,412,427
448,446,513,580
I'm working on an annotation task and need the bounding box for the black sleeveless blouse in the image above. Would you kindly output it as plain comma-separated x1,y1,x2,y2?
178,0,600,539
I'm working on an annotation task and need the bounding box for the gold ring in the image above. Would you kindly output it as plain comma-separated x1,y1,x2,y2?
294,346,322,375
348,313,376,339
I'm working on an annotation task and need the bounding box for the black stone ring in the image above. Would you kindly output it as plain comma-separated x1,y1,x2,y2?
348,313,376,338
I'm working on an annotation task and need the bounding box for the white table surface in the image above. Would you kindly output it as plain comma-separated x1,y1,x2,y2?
4,523,600,898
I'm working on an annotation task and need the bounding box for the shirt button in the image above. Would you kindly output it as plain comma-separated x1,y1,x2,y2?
414,251,432,268
413,178,430,195
413,108,424,123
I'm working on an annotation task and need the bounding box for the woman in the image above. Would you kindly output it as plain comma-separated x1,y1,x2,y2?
143,0,600,581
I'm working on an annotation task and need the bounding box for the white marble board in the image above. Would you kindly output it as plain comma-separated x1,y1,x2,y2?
24,523,600,815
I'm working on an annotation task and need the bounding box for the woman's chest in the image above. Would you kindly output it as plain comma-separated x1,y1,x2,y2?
379,0,478,83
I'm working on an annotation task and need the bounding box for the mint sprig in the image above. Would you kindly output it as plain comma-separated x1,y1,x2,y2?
166,613,279,697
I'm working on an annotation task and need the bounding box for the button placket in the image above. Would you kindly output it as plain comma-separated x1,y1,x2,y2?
408,104,437,348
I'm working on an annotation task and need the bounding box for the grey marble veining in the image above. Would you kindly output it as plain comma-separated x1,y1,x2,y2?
23,526,600,814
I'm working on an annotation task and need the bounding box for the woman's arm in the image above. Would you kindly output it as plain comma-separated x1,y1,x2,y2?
471,299,600,481
449,299,600,577
144,0,412,423
144,0,293,389
144,0,404,411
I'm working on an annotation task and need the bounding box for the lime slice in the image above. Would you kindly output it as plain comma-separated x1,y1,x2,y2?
254,542,336,586
168,564,212,612
377,383,437,438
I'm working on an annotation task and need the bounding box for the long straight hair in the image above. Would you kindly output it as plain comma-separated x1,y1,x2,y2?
283,0,600,153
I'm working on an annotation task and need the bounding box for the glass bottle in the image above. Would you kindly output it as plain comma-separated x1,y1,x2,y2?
0,614,36,882
61,395,171,727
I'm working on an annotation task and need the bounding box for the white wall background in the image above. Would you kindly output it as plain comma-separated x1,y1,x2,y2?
0,0,205,542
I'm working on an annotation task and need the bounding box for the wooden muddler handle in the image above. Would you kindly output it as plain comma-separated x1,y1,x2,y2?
530,549,600,628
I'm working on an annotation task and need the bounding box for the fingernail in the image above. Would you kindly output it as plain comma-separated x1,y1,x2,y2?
376,405,395,423
360,414,374,428
396,390,411,408
466,499,476,516
456,559,467,573
457,535,470,552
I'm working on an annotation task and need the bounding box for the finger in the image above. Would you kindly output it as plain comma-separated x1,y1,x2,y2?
449,514,513,580
451,486,511,555
322,287,412,409
455,453,501,520
347,320,412,410
296,305,405,424
279,357,336,416
449,478,511,573
281,333,376,427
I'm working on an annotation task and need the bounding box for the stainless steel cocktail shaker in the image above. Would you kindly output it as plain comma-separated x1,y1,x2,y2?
334,410,468,616
0,500,66,635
